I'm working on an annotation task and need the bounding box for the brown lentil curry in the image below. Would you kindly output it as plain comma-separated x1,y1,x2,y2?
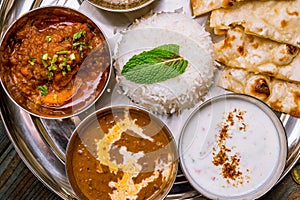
1,9,110,117
67,108,177,200
88,0,152,10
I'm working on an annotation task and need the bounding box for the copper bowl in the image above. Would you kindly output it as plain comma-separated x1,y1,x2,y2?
0,6,112,119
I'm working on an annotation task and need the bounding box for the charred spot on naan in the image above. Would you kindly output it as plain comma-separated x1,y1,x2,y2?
268,100,283,114
222,33,235,49
217,26,247,56
246,76,271,101
280,20,288,28
253,78,270,97
290,91,300,118
222,0,238,8
190,0,201,11
237,45,245,55
286,8,299,17
247,35,259,49
293,91,300,102
289,109,300,118
287,44,298,55
275,44,299,65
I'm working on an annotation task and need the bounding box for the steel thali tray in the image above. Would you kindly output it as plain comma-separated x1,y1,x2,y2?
1,0,300,199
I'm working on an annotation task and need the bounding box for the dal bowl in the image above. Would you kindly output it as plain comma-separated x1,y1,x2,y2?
66,105,178,200
0,6,111,119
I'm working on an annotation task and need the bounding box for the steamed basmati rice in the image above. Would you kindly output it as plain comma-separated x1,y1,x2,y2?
114,12,215,114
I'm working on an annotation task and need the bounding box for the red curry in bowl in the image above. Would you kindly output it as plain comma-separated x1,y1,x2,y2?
0,6,111,118
66,106,178,200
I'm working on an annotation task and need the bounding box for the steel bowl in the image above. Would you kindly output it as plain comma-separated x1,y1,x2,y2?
66,105,178,200
0,6,112,119
178,93,287,200
86,0,157,12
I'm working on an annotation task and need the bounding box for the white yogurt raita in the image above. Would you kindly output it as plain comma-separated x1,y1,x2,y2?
179,94,287,200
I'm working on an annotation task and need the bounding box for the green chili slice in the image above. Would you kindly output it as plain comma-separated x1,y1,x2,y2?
45,36,52,42
73,30,85,41
38,85,48,96
56,50,68,55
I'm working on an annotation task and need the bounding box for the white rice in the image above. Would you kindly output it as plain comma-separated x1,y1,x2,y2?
114,12,215,114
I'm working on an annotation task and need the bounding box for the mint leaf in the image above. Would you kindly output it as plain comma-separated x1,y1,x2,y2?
121,44,188,84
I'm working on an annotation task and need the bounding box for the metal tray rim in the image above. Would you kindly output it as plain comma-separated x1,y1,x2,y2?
1,0,300,199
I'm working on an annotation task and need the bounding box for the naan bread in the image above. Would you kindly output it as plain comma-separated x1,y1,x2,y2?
214,26,300,82
191,0,245,16
218,67,300,118
210,0,300,47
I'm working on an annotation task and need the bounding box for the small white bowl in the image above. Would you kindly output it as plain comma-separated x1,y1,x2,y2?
179,94,287,200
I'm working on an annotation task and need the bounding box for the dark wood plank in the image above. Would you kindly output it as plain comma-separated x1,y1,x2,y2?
0,120,62,200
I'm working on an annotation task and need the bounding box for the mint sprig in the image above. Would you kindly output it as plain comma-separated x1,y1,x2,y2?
121,44,188,84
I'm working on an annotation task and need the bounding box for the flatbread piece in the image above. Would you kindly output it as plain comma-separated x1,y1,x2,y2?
218,67,300,118
191,0,245,16
210,0,300,47
214,26,300,82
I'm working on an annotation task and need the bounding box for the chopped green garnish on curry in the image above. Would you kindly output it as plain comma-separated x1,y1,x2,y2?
51,55,58,64
56,50,68,55
73,30,85,41
70,53,76,61
42,54,50,61
45,35,52,42
38,85,48,96
28,60,36,66
48,64,57,71
47,71,54,78
42,59,48,68
5,20,109,111
28,54,37,65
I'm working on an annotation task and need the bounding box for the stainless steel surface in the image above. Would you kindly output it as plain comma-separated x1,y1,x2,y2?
0,0,300,199
85,0,156,12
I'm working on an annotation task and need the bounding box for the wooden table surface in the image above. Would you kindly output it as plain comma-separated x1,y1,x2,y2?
0,116,300,200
